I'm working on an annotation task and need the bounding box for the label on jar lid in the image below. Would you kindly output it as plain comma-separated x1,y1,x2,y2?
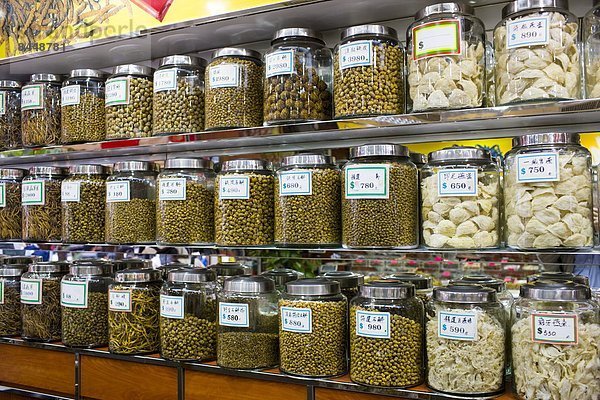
506,16,550,50
159,178,186,201
0,281,4,304
219,302,249,327
61,85,81,106
281,306,312,333
209,64,240,88
356,310,391,339
344,165,389,199
265,50,295,78
106,181,131,202
160,295,184,319
0,92,6,115
22,180,45,206
412,19,462,60
154,69,178,92
516,152,559,183
219,175,250,200
438,310,478,341
279,171,312,196
105,78,130,106
0,182,5,208
437,168,478,197
109,289,132,312
531,312,578,345
21,84,44,111
61,181,81,202
21,278,43,305
339,41,373,70
61,281,88,308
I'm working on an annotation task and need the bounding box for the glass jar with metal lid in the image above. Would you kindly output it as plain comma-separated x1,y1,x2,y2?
406,3,485,112
422,146,500,249
61,69,107,144
275,154,341,246
21,73,62,147
22,166,67,242
321,271,364,300
0,168,25,241
205,48,263,130
160,268,218,361
113,258,152,272
386,272,433,303
342,144,418,249
105,161,157,244
0,80,21,149
350,281,424,388
426,285,506,396
153,55,206,135
105,64,154,140
334,24,405,118
217,275,279,369
261,268,303,292
209,261,248,289
494,0,580,105
504,133,593,249
61,263,112,347
156,158,215,245
62,164,108,244
215,159,274,246
108,268,161,354
0,266,25,336
527,271,591,286
155,262,189,281
512,281,599,400
451,274,514,314
3,255,41,267
263,28,332,125
584,1,600,99
279,278,347,377
21,261,70,342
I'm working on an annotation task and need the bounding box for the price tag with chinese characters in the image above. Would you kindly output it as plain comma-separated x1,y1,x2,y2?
345,165,389,199
0,182,5,208
61,281,88,308
279,171,312,196
21,279,43,305
106,181,131,202
412,19,461,60
219,302,249,327
61,85,81,106
219,176,250,200
356,310,390,339
516,152,559,183
209,64,240,88
61,181,81,202
281,306,312,333
160,295,184,319
105,78,130,106
339,41,372,69
437,168,478,197
507,16,550,49
22,180,45,205
154,69,177,92
109,289,132,312
532,313,578,345
438,310,478,341
0,92,6,115
266,50,295,78
159,178,186,201
21,85,44,110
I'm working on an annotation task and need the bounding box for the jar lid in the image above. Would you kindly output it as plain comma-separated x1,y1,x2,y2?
261,268,302,287
212,47,262,61
113,161,156,172
221,159,270,172
0,168,26,179
3,256,41,266
434,284,497,303
340,24,398,41
281,154,334,167
349,143,409,158
513,133,579,147
415,2,474,19
209,262,247,277
69,264,108,276
164,158,212,170
285,278,340,296
520,280,590,301
272,28,324,43
113,258,153,271
112,64,153,77
410,152,427,166
360,280,415,299
0,80,21,89
168,267,216,283
114,268,161,283
30,73,62,83
73,258,113,267
0,267,26,277
527,271,590,287
29,166,68,176
502,0,569,18
321,271,364,289
223,275,275,293
69,164,109,175
450,275,506,293
387,272,433,290
157,262,189,277
159,55,207,68
428,146,491,163
28,261,70,274
69,69,107,79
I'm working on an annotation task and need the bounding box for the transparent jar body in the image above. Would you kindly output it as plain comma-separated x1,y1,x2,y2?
105,170,157,244
504,143,593,249
153,64,204,135
61,76,105,143
426,300,506,395
584,5,600,98
22,81,61,147
21,271,67,341
342,156,418,248
0,276,21,336
22,173,65,242
334,34,405,118
275,164,341,246
421,160,500,249
205,55,263,129
108,281,161,354
160,280,218,361
62,173,106,243
264,37,333,124
0,177,22,240
494,9,580,105
216,291,279,369
105,74,153,139
485,41,496,107
0,87,21,149
350,295,424,387
407,12,485,112
279,293,347,377
156,167,215,245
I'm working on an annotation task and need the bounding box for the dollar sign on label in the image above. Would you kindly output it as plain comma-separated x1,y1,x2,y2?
442,324,447,331
442,182,447,189
350,181,355,189
537,327,542,334
418,41,424,49
521,168,526,175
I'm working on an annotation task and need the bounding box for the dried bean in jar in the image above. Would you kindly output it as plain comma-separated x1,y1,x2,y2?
153,78,204,134
62,292,108,347
106,198,156,244
62,173,107,244
217,332,279,369
62,93,105,143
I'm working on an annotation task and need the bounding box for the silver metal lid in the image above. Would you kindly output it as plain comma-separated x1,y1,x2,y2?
0,168,26,179
527,272,590,287
513,133,579,147
281,154,334,167
114,258,153,271
112,64,153,77
285,278,340,296
28,261,70,274
349,143,409,158
223,275,275,294
387,273,433,290
0,267,26,277
321,271,364,289
272,28,324,43
114,268,161,283
157,263,189,279
428,146,491,163
261,268,302,287
29,166,67,176
415,2,474,19
69,69,107,79
502,0,569,18
73,258,113,266
341,24,398,41
69,164,109,175
221,159,270,172
3,256,41,266
159,55,207,68
69,264,108,276
410,152,427,167
113,161,156,172
209,262,247,277
0,80,21,89
30,73,62,83
434,284,497,303
212,48,262,61
520,280,591,301
360,280,415,299
164,158,212,170
451,275,506,293
168,267,216,283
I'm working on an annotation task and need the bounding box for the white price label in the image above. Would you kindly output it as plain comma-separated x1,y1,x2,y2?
154,69,178,92
413,19,461,60
219,302,249,327
438,311,478,341
516,152,559,183
0,182,5,208
159,178,186,201
160,295,184,319
437,168,478,197
105,78,130,106
106,181,130,202
21,85,44,110
22,180,45,205
507,16,550,50
356,310,390,339
339,41,373,69
281,306,312,333
61,85,81,106
61,181,81,202
345,165,389,199
109,290,132,312
266,50,295,78
279,171,312,196
21,279,42,305
219,175,250,200
61,281,88,308
0,281,4,304
532,313,578,345
0,92,6,115
209,64,240,88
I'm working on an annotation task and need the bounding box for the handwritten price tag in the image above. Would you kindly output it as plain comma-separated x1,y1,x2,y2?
281,306,312,333
516,152,559,183
438,311,478,341
532,313,578,345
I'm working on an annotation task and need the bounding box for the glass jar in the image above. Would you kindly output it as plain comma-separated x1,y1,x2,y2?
209,261,247,289
321,271,364,300
451,274,514,315
494,0,580,105
406,3,485,112
527,271,591,286
105,64,154,140
105,161,157,244
21,73,62,147
215,159,274,246
157,158,215,245
61,69,106,143
156,262,188,281
504,133,593,249
342,144,418,249
0,168,24,241
485,41,496,107
0,80,22,149
153,55,205,135
205,48,263,130
512,281,599,400
264,28,332,124
108,268,161,354
279,278,347,377
422,146,501,249
350,281,424,388
0,266,25,336
261,268,303,292
61,263,112,347
62,165,108,244
386,272,433,303
160,268,218,361
21,261,70,341
334,24,405,118
217,276,279,369
426,285,506,396
22,166,67,242
275,154,341,246
584,2,600,98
